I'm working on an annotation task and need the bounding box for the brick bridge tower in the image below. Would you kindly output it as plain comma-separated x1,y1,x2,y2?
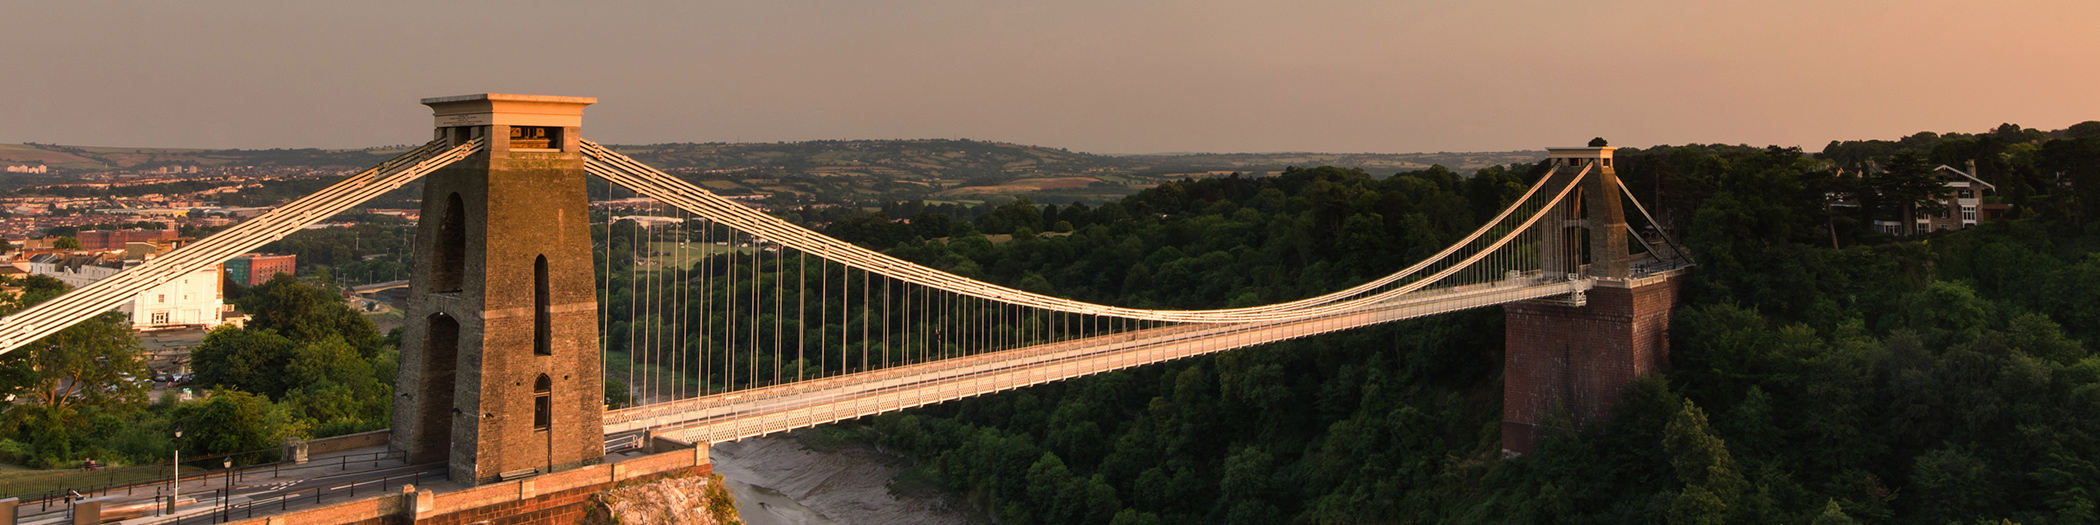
1501,146,1683,454
391,94,606,485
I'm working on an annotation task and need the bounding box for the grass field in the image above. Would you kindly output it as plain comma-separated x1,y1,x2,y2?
633,241,753,275
0,463,174,501
0,144,105,169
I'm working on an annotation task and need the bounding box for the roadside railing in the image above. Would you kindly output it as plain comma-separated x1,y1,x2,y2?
5,448,405,511
165,466,438,525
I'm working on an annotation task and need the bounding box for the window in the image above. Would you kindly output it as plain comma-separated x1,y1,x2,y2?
532,375,552,431
151,312,168,324
157,294,166,303
510,126,560,151
534,255,551,356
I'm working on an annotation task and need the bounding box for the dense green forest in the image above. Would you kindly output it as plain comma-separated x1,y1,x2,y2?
758,122,2100,524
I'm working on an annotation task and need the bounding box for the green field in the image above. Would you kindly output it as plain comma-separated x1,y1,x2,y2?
634,241,753,274
0,463,173,501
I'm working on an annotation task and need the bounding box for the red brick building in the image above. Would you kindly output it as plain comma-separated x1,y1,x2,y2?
226,253,297,286
77,229,176,250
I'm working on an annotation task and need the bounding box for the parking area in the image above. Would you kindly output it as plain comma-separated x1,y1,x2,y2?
137,328,208,400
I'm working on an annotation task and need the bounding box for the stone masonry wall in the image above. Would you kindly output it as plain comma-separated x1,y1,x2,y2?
1501,275,1681,454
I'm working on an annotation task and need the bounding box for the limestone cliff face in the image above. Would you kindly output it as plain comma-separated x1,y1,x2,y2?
587,473,740,525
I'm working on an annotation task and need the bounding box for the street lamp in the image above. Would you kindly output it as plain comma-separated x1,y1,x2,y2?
167,429,181,517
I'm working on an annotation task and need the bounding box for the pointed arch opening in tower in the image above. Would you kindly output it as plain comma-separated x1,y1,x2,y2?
432,192,468,293
414,312,461,464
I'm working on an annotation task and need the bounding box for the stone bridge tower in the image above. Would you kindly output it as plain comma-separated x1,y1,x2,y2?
1501,146,1683,454
391,94,606,485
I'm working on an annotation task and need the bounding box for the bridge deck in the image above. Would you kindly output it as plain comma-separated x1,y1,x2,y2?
605,274,1594,443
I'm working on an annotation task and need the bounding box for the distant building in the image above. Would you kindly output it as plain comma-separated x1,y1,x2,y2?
25,252,231,330
225,253,296,286
76,228,177,250
1867,161,2011,236
366,209,421,221
3,165,47,174
12,237,63,251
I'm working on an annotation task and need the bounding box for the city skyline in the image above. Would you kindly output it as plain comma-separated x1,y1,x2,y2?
4,0,2095,154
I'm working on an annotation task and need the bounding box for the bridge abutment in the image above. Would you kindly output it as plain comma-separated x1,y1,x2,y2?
1501,272,1682,453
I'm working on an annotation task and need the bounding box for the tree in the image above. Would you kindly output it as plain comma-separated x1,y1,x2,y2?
173,390,305,457
281,335,389,431
236,275,380,355
2067,121,2100,140
52,237,80,250
18,312,147,412
287,335,373,387
1589,137,1610,147
189,325,298,398
1871,151,1949,235
2038,136,2100,225
1911,446,2001,523
1808,499,1856,525
1665,399,1752,525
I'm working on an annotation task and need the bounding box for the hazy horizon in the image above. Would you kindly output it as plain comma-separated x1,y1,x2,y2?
5,0,2095,154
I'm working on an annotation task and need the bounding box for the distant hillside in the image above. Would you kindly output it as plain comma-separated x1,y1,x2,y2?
610,140,1543,180
610,139,1110,180
609,140,1545,204
1,139,1547,205
0,143,412,171
1120,150,1547,174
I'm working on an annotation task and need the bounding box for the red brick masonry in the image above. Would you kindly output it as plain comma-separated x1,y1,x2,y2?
1501,275,1681,454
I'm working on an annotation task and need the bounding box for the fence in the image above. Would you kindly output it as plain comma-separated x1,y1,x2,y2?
166,466,436,525
5,447,404,514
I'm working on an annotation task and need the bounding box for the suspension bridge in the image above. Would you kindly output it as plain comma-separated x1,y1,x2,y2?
0,95,1687,496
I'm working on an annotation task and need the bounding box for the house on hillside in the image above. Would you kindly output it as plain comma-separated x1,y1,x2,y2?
1867,160,2011,236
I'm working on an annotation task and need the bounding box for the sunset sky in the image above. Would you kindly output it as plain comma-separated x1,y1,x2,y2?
4,0,2095,154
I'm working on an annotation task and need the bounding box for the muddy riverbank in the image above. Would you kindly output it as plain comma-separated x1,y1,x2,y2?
709,429,992,525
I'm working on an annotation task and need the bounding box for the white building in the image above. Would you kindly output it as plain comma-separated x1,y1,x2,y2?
25,253,231,330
